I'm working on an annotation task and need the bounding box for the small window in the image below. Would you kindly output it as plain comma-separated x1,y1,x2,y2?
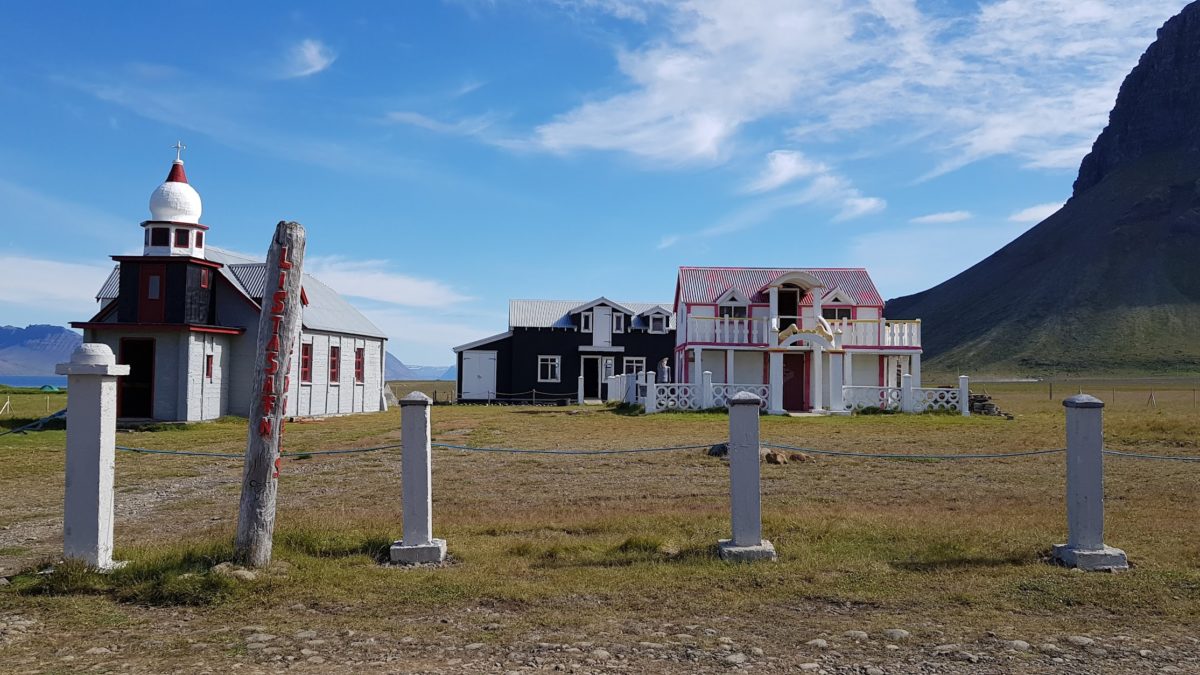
147,275,161,300
537,355,561,383
151,228,169,246
623,357,646,374
173,229,189,248
580,311,592,333
205,354,214,380
649,315,667,333
195,231,203,248
329,345,341,383
612,313,624,333
354,347,365,383
300,344,313,383
822,307,853,320
144,229,150,246
718,305,748,318
200,268,210,289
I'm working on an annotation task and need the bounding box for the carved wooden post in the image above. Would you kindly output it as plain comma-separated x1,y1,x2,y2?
235,221,306,567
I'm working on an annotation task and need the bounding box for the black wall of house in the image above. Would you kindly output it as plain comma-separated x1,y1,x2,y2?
457,327,675,401
115,260,216,325
117,263,140,322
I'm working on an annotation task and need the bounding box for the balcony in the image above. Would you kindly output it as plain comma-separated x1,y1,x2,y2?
686,316,921,348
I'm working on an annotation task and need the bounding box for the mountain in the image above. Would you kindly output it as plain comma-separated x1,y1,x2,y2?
887,2,1200,375
0,325,82,376
385,352,455,381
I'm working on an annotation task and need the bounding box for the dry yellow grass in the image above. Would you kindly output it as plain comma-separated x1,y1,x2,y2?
0,381,1198,672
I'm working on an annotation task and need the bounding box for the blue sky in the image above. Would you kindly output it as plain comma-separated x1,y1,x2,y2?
0,1,1184,364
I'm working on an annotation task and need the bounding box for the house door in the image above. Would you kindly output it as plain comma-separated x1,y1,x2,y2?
581,356,612,399
782,353,806,412
461,350,497,400
138,264,166,323
119,338,155,418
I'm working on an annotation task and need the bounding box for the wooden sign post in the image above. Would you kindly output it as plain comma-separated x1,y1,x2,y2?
235,221,306,567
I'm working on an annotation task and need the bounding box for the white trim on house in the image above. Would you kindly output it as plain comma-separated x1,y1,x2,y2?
623,357,646,374
714,287,750,305
452,331,513,353
649,314,668,333
537,355,562,383
613,312,625,333
567,297,636,316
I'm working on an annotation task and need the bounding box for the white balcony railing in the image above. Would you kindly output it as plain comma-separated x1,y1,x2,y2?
685,316,921,348
686,316,769,345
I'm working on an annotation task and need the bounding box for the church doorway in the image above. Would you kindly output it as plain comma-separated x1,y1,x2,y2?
119,338,155,419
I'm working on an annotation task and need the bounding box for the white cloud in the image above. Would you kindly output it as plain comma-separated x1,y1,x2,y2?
280,39,337,79
1008,201,1063,223
304,256,470,308
384,110,496,137
910,210,973,224
0,256,114,316
530,0,1179,175
744,150,827,193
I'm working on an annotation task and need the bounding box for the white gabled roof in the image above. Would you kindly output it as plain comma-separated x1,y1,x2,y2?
508,299,676,330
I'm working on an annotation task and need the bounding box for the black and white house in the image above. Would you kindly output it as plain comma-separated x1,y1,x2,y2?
73,150,389,422
452,298,676,402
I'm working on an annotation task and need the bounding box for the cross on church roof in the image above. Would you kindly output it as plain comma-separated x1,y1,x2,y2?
172,140,186,162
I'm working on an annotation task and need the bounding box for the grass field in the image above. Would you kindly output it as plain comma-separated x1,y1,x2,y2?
1,380,1198,672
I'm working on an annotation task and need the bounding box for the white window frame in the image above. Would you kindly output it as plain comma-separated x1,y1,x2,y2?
623,357,646,374
537,355,561,383
612,312,625,333
821,307,853,321
580,311,593,333
718,304,748,318
649,315,667,333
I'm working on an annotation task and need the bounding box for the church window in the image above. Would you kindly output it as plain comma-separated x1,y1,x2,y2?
151,228,169,246
300,344,313,383
174,229,189,248
329,346,341,383
205,355,214,380
147,275,161,300
354,348,365,383
200,268,210,289
195,231,203,248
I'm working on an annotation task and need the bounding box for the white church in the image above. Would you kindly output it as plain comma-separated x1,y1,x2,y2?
73,148,389,422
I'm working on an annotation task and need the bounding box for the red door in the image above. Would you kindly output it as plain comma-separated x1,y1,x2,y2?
139,264,165,323
782,353,806,411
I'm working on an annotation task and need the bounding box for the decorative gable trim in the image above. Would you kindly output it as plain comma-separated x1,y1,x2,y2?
568,296,635,316
715,287,750,305
823,288,855,304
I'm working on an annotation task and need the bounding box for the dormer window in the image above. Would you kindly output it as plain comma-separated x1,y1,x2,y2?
718,305,748,318
613,313,625,333
822,307,852,320
581,311,593,333
649,315,667,333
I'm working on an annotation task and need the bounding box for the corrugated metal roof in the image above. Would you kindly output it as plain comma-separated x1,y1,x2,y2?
509,299,676,329
96,265,120,301
676,267,884,307
91,247,387,339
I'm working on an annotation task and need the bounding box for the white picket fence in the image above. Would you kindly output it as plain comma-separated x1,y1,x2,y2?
843,375,970,415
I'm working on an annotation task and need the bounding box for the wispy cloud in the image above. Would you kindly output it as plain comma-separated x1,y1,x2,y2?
384,110,496,137
304,256,471,308
910,210,973,224
1008,201,1063,223
0,256,114,315
744,150,827,193
530,0,1178,176
279,39,337,79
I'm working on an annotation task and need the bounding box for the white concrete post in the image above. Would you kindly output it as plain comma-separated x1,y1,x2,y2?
391,392,446,564
1052,395,1127,571
911,353,922,388
725,350,735,384
767,351,783,414
55,344,129,571
719,392,776,562
644,372,658,414
701,371,714,408
828,350,846,414
691,347,701,386
577,375,585,405
811,287,823,328
901,373,914,413
958,375,970,417
768,286,779,344
810,349,824,412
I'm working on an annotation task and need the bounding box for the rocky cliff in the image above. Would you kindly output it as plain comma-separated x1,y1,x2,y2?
887,1,1200,375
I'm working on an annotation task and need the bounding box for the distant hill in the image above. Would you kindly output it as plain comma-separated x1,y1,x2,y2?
0,325,82,376
385,352,455,381
887,2,1200,376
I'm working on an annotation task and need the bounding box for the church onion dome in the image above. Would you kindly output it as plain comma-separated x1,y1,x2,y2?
149,159,202,224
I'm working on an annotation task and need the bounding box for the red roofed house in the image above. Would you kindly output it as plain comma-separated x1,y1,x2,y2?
673,267,922,414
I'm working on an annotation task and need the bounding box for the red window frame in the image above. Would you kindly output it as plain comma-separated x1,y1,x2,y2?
205,354,214,380
195,231,204,248
173,229,189,248
329,346,341,383
300,343,313,383
200,268,210,289
354,348,365,383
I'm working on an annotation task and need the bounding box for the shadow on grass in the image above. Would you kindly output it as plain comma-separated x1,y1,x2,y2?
276,527,395,563
889,553,1034,572
0,416,66,432
509,535,720,569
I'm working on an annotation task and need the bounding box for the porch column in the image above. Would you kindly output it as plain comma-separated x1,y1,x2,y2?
691,347,701,385
811,287,823,328
767,351,783,414
844,351,854,386
810,348,824,412
828,350,845,413
768,286,779,345
725,350,735,384
911,353,922,388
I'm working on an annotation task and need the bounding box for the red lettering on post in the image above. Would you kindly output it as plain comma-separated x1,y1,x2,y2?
271,315,283,335
272,290,287,314
265,354,278,375
261,393,276,415
258,417,272,437
279,246,292,270
266,334,280,352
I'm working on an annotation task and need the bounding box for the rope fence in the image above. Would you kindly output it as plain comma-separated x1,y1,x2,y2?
431,442,713,456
